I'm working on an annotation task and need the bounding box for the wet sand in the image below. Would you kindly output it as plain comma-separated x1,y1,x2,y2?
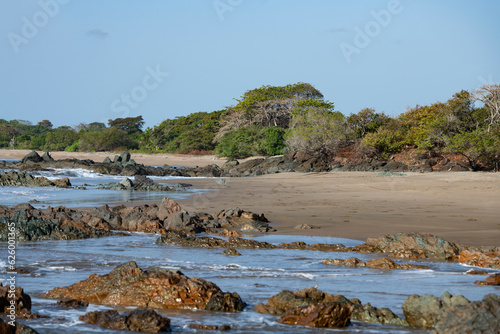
2,149,499,247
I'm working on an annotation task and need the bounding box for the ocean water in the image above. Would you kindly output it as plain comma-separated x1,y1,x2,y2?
0,164,499,333
0,167,205,208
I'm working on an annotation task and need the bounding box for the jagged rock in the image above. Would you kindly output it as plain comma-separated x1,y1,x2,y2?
42,151,54,162
322,257,428,270
0,283,32,315
474,273,500,286
220,248,242,256
21,151,43,164
280,241,349,252
214,207,270,232
278,302,353,328
0,171,69,188
255,287,407,327
0,318,39,334
56,299,89,308
365,233,462,260
458,249,500,269
402,292,470,329
433,294,500,334
119,178,134,189
156,230,277,249
80,309,171,333
44,261,245,312
188,324,231,331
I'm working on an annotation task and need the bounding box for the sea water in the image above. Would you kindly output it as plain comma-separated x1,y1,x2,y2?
0,164,498,333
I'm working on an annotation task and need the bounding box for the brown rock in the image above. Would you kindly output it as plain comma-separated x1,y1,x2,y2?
56,299,89,308
323,257,428,270
0,282,32,315
278,302,353,328
474,273,500,286
80,309,171,333
458,250,500,269
188,324,231,331
43,261,245,312
0,318,39,333
157,198,183,221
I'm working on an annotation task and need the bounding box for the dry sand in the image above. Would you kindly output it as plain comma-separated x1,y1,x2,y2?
1,149,499,247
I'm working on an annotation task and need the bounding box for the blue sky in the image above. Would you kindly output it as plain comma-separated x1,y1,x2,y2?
1,0,499,129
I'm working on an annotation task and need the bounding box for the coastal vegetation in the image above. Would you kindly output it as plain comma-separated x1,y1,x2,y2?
2,82,500,170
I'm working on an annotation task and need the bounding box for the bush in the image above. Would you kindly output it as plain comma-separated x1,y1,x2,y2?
362,128,406,157
215,126,266,159
264,127,286,156
79,128,137,151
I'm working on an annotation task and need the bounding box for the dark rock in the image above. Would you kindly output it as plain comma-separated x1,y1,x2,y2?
255,286,407,327
220,248,242,256
323,257,428,270
56,299,89,308
21,151,43,164
80,309,171,333
433,293,500,334
278,302,353,328
0,283,32,315
188,324,231,331
44,261,246,312
0,318,39,334
0,170,69,188
280,241,349,252
42,152,54,162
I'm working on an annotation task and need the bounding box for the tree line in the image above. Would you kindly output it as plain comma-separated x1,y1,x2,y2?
1,82,499,170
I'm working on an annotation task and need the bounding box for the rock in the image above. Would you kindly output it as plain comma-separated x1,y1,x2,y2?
52,177,71,188
156,230,277,250
280,241,349,252
322,257,428,270
119,178,134,189
44,261,245,312
157,198,184,221
80,309,171,333
466,269,490,275
255,287,407,327
42,151,54,162
214,208,270,232
294,224,320,229
188,324,231,331
21,151,43,164
402,292,470,329
0,283,32,316
220,248,241,256
433,293,500,334
365,233,462,261
56,299,89,308
474,273,500,286
458,249,500,269
0,318,39,334
278,302,353,328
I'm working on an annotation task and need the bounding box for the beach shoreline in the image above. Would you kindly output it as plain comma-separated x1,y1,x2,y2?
1,149,499,247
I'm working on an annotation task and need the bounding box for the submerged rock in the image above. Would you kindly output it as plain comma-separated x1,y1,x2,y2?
156,230,277,249
80,309,171,333
322,257,428,270
0,170,71,188
474,273,500,286
44,261,246,312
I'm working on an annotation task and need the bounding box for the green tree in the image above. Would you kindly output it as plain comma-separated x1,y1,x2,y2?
44,128,79,151
347,108,390,139
80,127,137,151
108,116,144,134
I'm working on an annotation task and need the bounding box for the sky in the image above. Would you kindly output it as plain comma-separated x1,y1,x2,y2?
1,0,499,129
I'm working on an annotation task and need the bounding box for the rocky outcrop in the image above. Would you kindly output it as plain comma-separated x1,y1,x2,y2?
322,257,428,270
255,286,408,327
0,208,114,241
364,232,462,261
280,241,349,252
0,318,39,334
214,207,272,233
156,230,278,249
0,170,71,188
474,273,500,286
80,309,171,333
402,292,470,329
458,249,500,269
0,283,32,317
99,175,174,191
43,261,245,312
278,302,353,328
433,294,500,334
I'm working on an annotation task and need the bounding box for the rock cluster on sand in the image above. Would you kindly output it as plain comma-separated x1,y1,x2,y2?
43,261,246,312
255,286,408,327
0,199,272,241
80,309,171,333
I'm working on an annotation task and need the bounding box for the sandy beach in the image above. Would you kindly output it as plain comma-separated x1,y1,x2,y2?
2,149,499,247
